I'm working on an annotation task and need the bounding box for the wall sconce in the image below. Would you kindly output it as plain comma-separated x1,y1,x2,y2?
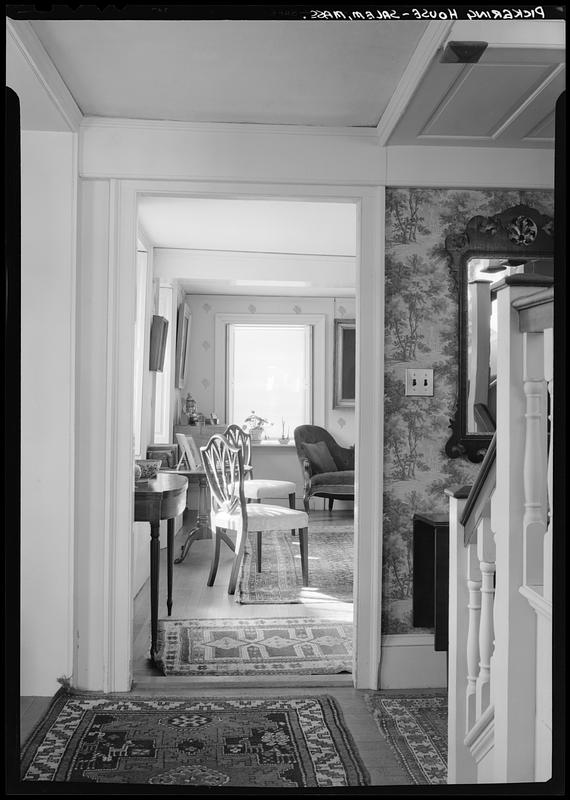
149,315,169,372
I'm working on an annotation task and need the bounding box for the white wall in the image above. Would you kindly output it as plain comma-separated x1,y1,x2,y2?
182,293,356,446
20,130,77,695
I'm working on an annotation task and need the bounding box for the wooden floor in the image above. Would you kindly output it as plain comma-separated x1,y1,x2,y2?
133,509,354,685
19,512,424,786
19,687,414,785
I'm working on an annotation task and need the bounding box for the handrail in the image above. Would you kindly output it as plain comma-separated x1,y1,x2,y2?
512,287,554,333
460,434,496,538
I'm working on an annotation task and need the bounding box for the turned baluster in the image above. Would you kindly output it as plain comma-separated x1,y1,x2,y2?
522,332,547,589
476,514,496,718
465,542,482,733
543,328,553,603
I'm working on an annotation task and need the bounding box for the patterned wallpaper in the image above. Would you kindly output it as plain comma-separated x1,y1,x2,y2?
382,188,554,634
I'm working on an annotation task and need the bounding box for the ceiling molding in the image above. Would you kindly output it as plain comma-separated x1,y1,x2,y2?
376,20,453,146
80,115,380,139
6,19,83,132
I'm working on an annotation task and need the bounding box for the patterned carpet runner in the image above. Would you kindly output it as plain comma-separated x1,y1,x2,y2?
237,518,353,604
155,617,352,676
364,692,448,785
21,691,369,787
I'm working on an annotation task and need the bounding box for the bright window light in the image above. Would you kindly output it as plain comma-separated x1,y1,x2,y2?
227,324,312,438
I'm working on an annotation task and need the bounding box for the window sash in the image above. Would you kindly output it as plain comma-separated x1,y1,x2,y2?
227,323,312,435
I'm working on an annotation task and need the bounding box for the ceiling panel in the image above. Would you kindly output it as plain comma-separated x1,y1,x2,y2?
389,46,565,148
29,20,427,127
421,64,558,138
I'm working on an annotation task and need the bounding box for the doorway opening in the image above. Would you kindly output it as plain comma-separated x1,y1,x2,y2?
132,194,359,685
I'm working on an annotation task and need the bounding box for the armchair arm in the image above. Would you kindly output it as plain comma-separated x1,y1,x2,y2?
301,456,313,494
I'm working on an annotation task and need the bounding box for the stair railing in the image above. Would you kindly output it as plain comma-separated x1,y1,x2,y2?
447,276,553,785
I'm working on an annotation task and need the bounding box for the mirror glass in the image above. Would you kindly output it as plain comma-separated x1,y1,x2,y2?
465,257,553,434
444,204,554,462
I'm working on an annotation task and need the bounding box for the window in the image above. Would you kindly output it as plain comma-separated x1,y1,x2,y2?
133,249,148,457
227,324,312,437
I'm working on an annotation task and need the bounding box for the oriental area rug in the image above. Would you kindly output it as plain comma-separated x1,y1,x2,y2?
21,691,369,787
237,518,353,604
155,617,352,676
364,692,448,785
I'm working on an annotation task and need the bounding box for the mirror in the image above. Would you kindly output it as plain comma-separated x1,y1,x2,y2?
445,204,553,462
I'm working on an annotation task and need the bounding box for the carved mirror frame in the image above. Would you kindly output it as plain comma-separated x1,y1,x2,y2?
445,204,554,463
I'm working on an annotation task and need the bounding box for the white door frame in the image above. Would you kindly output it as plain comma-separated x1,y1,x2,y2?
79,178,384,692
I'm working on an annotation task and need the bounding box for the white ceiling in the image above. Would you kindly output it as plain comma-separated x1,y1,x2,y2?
8,17,564,296
28,20,427,126
139,197,357,296
138,197,356,255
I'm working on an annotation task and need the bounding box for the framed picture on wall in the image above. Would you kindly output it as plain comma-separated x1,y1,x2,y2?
333,319,356,408
175,303,191,388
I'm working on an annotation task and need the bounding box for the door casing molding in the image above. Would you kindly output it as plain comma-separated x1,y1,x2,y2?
74,179,384,692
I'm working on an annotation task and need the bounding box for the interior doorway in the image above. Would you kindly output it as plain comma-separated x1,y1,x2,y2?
132,194,359,685
85,177,383,694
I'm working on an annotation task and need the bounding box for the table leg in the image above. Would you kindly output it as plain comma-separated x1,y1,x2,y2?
149,521,160,659
167,518,174,617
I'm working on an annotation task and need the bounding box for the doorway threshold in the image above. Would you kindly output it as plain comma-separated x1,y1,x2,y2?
133,673,354,691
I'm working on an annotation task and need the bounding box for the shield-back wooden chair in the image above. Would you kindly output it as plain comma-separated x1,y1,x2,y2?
201,433,309,595
224,423,297,536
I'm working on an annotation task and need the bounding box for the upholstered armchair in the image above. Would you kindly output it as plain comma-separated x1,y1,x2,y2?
293,425,355,513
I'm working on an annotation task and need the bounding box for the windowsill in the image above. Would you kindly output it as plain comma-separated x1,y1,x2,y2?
251,439,296,448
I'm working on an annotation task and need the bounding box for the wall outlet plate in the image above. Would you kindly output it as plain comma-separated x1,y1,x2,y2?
405,368,434,396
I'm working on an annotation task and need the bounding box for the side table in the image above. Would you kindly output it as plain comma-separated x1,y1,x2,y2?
134,473,188,659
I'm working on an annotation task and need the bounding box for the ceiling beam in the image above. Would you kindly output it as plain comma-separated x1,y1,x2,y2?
6,19,83,132
376,20,453,146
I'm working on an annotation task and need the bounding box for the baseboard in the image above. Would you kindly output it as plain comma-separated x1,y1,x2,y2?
379,633,447,689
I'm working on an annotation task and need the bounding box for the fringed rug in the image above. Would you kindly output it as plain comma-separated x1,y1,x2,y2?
155,617,352,676
237,518,353,604
364,692,448,785
21,691,369,787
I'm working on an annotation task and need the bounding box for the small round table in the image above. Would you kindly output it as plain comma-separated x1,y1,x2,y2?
134,473,188,659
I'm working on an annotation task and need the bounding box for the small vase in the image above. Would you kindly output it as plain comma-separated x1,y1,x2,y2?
250,427,263,443
279,437,290,445
134,463,142,482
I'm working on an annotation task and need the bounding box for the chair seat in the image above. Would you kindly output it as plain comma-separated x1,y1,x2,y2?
311,470,354,488
213,503,308,532
239,479,296,499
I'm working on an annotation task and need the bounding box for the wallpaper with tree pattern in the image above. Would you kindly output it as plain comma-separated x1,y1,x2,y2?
382,188,554,634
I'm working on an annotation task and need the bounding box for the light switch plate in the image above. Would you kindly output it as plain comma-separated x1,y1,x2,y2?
405,368,434,396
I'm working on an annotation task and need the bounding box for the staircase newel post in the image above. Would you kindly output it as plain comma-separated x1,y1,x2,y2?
492,280,538,783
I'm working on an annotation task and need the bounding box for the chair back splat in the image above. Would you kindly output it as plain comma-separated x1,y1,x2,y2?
224,423,252,474
201,435,246,526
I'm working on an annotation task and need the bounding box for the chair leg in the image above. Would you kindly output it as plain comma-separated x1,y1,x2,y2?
207,526,222,586
328,497,334,511
227,526,247,595
256,531,262,572
289,492,296,536
298,527,309,586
